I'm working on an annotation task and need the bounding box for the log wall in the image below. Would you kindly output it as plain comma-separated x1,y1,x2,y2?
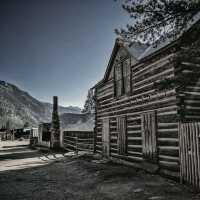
179,122,200,189
95,52,180,178
177,59,200,121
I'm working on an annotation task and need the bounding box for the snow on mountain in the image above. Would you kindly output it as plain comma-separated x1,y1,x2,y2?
0,80,82,128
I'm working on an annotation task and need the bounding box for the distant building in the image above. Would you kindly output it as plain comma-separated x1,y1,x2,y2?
38,123,51,147
14,128,27,139
0,127,7,140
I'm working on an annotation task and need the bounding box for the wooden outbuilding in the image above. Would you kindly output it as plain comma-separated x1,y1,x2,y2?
94,17,200,187
38,123,51,147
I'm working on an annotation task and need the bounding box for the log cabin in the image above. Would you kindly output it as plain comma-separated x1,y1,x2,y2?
94,16,200,182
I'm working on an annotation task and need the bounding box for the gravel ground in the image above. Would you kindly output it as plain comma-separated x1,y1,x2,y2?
0,141,199,200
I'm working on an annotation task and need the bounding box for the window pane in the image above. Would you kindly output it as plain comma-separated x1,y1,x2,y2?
116,80,122,96
115,63,122,81
123,59,131,94
123,59,130,77
115,63,123,97
124,75,131,94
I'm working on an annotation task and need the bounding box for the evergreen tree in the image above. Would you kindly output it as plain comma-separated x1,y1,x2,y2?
82,88,95,114
115,0,200,44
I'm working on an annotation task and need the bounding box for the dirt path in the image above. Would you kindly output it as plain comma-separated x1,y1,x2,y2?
0,140,68,172
0,141,199,200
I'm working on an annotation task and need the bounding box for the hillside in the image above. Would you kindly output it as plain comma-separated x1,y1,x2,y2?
0,80,82,128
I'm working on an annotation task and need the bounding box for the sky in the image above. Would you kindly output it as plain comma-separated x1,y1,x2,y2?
0,0,130,108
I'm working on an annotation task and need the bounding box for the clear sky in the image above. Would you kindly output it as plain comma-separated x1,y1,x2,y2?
0,0,129,108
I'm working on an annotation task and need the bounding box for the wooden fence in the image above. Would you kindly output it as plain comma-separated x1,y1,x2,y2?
179,122,200,189
63,130,94,153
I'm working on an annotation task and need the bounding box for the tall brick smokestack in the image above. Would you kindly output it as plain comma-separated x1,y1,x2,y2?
50,96,60,149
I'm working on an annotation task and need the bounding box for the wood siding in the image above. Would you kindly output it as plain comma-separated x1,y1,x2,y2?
95,52,180,178
141,111,157,162
177,59,200,121
179,122,200,189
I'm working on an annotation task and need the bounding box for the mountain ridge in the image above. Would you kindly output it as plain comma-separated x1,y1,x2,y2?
0,80,82,128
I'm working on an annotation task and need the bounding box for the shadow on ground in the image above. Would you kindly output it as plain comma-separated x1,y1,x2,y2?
0,151,199,200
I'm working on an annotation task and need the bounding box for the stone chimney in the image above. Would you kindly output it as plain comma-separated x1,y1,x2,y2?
50,96,60,149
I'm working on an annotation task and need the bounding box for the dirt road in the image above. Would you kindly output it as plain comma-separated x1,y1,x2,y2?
0,141,199,200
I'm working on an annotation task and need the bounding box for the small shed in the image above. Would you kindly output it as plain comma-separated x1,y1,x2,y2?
38,123,51,147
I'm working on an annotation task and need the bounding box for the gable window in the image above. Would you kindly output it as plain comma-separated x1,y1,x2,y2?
114,58,131,97
123,59,131,94
115,63,123,97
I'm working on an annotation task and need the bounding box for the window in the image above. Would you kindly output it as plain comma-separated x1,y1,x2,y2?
114,58,131,97
115,63,123,97
123,59,131,94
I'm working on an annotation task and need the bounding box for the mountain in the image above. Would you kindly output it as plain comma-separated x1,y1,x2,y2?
0,80,82,129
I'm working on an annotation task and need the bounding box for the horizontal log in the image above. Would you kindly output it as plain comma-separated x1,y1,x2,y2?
133,53,175,74
97,96,177,118
159,169,180,179
159,148,179,157
158,138,178,142
158,128,178,133
128,144,142,149
133,68,174,88
159,161,179,171
159,155,179,162
159,146,179,150
97,81,113,93
127,124,141,129
133,59,173,82
185,105,200,110
111,153,143,162
158,122,178,127
127,130,141,134
128,137,142,141
96,91,113,99
98,86,175,110
133,68,174,92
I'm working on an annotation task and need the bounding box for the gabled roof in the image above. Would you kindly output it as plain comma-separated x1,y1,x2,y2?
123,40,149,60
94,13,200,88
97,38,148,87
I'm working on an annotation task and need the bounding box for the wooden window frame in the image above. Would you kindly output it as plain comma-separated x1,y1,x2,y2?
114,57,131,98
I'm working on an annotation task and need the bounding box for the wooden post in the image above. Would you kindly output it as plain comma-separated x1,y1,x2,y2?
75,137,78,155
93,127,96,154
50,96,60,149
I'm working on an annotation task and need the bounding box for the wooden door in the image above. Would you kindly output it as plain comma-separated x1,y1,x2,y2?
141,111,157,162
179,122,200,189
102,118,110,157
117,116,127,155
